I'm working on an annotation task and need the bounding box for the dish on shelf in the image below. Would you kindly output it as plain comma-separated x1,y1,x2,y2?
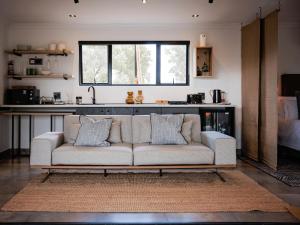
41,70,51,75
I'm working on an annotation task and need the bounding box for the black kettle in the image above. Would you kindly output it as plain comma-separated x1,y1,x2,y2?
210,89,222,103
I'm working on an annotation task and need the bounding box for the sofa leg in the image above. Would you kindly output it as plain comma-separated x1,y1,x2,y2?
159,169,163,177
104,169,108,177
42,169,52,183
214,170,226,182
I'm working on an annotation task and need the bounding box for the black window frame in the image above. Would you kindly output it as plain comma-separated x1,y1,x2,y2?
79,41,190,86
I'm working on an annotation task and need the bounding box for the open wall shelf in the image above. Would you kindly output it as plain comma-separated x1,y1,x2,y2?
5,49,73,56
8,74,73,80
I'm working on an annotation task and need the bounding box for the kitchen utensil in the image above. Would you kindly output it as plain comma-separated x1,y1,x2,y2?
57,43,66,51
187,93,205,104
210,89,222,103
76,96,82,104
41,70,51,75
48,43,57,51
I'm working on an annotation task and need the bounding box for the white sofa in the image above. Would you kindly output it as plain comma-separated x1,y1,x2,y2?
30,114,236,170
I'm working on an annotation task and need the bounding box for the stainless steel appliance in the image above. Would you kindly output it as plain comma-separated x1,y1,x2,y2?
210,89,223,103
5,87,40,105
187,93,205,104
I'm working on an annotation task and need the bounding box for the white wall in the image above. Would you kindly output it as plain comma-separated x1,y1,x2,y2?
0,16,9,152
6,23,242,148
278,23,300,94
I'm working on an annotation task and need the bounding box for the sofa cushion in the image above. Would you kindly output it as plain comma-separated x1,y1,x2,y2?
132,114,201,144
181,120,193,143
132,115,151,144
74,116,112,147
150,113,187,145
64,115,132,144
133,143,214,165
52,143,133,165
108,121,122,143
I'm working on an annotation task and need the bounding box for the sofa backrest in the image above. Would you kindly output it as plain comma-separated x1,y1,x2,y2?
64,114,201,144
132,114,201,144
64,115,132,144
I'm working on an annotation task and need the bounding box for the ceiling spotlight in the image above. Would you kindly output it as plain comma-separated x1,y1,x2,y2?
192,14,200,18
74,0,79,4
69,14,77,18
208,0,214,3
142,0,147,4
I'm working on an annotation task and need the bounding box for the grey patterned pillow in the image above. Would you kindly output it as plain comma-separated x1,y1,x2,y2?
150,113,187,145
75,116,112,147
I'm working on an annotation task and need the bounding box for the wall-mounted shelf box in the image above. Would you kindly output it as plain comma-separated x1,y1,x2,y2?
195,47,212,78
5,49,73,56
8,74,73,80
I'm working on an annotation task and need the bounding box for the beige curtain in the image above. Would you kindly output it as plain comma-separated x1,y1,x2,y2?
260,11,279,170
241,19,261,161
241,10,279,170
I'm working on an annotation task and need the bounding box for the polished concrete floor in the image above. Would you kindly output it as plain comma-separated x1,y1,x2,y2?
0,157,299,224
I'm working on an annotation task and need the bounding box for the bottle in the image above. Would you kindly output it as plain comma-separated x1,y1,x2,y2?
135,90,144,104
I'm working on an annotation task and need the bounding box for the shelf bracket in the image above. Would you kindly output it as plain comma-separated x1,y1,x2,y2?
12,49,22,57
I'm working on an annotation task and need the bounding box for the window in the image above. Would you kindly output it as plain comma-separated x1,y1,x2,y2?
79,41,189,86
81,45,108,84
161,45,187,84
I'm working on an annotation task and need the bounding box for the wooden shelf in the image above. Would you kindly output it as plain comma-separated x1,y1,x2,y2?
196,47,212,77
194,75,213,78
8,74,73,80
5,49,73,56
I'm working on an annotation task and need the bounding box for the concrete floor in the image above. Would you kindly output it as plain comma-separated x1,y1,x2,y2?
0,157,299,224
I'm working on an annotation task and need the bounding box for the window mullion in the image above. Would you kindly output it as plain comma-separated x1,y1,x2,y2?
108,45,112,85
156,44,161,85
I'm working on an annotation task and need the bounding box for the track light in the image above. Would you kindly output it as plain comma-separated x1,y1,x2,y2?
74,0,79,4
142,0,147,4
209,0,213,3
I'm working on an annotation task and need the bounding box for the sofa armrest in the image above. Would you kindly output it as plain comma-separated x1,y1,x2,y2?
201,131,236,165
30,132,64,167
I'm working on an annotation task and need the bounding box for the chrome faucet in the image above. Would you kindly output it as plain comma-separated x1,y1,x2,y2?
88,86,96,104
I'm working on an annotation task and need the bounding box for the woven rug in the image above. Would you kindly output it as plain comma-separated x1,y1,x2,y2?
1,171,289,213
241,156,300,187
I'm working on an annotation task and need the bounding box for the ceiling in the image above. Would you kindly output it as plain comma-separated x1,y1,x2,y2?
1,0,299,25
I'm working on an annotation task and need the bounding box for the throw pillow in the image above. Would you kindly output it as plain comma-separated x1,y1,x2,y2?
181,120,193,143
108,121,122,143
75,116,112,147
150,113,187,145
296,91,300,119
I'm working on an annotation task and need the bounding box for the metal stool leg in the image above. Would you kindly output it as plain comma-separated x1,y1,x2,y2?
50,115,53,132
29,115,32,154
17,115,21,158
11,115,14,161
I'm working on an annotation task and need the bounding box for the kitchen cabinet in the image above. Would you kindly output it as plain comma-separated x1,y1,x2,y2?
76,107,112,115
161,107,199,114
111,107,134,115
133,107,162,115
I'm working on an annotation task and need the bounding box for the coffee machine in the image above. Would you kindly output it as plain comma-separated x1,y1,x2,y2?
187,93,205,104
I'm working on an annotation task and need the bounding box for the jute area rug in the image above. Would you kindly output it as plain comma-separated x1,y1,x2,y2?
1,171,290,213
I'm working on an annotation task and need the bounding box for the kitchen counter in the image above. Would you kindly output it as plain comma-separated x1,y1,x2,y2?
0,103,234,108
0,103,235,137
